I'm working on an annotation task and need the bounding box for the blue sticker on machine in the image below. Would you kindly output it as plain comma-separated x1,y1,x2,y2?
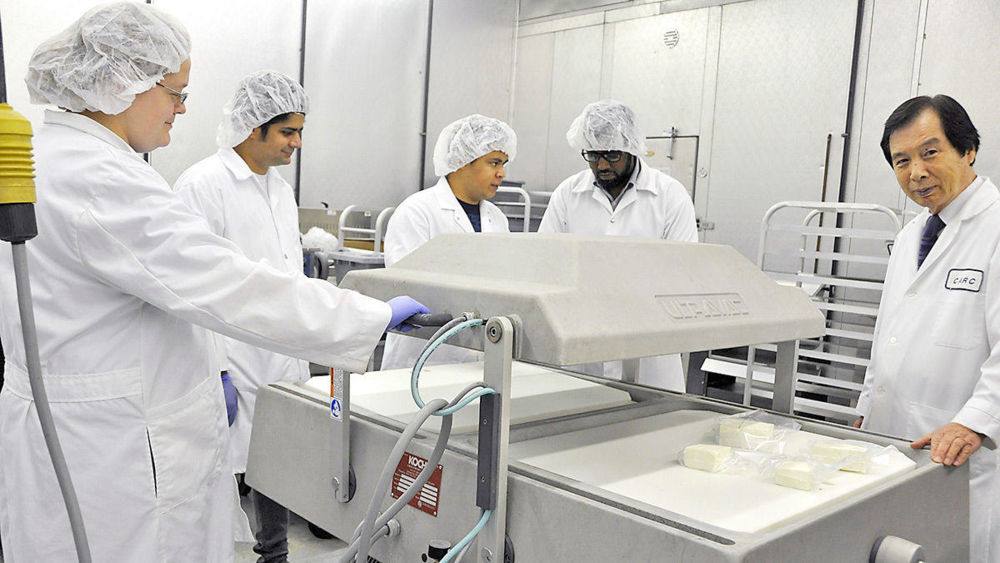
331,398,342,420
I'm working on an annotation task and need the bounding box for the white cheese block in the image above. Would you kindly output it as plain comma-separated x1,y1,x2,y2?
775,460,815,490
811,440,870,473
718,419,775,449
682,444,733,473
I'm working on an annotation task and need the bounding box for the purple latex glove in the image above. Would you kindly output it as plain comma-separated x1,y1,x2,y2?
386,296,430,333
221,372,238,426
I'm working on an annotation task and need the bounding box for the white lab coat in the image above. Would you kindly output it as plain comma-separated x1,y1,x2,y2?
0,111,390,562
538,159,698,391
857,177,1000,562
380,176,510,370
174,148,310,473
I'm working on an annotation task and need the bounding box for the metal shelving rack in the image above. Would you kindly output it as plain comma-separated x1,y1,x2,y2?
699,201,902,423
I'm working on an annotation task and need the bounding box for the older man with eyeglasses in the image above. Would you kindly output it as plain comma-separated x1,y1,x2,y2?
538,99,698,391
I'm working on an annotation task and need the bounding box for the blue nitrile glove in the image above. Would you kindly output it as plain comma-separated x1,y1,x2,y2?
221,372,238,426
386,296,430,333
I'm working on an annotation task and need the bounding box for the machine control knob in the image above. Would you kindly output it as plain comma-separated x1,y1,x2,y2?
426,539,452,561
870,535,926,563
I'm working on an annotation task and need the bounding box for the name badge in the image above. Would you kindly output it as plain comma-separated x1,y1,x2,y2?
945,268,984,292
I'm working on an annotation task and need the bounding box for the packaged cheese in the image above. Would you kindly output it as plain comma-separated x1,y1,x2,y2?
715,410,799,453
680,444,734,473
810,440,870,473
764,456,839,491
718,418,774,450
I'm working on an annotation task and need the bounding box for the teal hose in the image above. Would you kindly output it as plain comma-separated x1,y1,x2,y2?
440,510,492,563
410,317,490,414
394,316,499,562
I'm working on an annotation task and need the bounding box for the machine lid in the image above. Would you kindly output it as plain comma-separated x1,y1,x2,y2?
341,233,825,365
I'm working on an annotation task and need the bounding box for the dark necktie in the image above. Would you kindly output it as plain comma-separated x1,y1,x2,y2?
917,214,945,268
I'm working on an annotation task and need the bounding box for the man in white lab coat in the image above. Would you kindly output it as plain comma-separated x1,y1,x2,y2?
381,115,517,370
538,100,698,391
0,5,427,561
855,95,1000,562
174,70,310,563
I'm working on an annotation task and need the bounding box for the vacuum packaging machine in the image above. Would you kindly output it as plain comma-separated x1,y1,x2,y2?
247,234,967,562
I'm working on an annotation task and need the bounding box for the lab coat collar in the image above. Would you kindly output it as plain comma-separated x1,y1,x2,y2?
430,176,475,232
941,176,995,225
44,110,140,159
216,147,257,183
914,176,998,275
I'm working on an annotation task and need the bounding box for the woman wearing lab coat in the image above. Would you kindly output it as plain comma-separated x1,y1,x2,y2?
381,115,516,370
0,4,426,561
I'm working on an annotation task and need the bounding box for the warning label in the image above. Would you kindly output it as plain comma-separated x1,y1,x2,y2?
391,452,442,517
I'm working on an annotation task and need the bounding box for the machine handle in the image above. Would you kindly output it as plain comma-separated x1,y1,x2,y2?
405,313,454,327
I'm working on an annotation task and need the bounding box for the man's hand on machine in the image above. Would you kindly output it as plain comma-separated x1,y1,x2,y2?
386,296,430,333
911,422,982,466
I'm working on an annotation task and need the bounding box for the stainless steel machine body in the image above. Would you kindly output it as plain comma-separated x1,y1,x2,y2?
246,234,968,561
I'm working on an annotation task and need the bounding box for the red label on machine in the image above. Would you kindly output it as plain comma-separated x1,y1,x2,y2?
391,452,442,517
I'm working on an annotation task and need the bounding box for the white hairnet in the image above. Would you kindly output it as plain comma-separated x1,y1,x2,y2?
25,2,191,115
433,114,517,177
217,70,309,148
566,100,646,156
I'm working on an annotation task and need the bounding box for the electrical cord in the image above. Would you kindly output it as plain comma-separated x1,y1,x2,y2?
349,378,484,562
342,315,499,562
342,398,452,563
410,316,498,562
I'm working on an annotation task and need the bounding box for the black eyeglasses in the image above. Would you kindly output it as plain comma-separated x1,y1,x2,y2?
157,83,188,104
582,150,624,163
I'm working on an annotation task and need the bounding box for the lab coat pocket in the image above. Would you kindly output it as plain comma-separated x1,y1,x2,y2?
905,401,955,439
146,374,228,511
932,294,985,350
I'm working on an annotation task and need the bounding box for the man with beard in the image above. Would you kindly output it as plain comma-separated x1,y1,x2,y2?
538,99,697,391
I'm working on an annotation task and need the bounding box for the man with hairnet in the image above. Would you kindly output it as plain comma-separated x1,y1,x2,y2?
538,100,697,391
381,114,516,370
0,4,427,561
174,70,309,563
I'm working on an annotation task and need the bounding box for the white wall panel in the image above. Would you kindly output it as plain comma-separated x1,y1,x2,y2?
150,0,303,187
847,0,1000,263
1,1,125,134
918,0,1000,191
520,0,625,21
545,25,604,189
844,0,922,213
2,1,302,189
609,8,711,211
423,0,517,188
706,0,855,268
837,0,921,282
608,9,709,137
510,33,555,191
300,0,429,209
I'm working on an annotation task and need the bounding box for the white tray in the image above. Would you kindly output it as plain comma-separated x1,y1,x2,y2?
302,361,633,433
510,409,915,534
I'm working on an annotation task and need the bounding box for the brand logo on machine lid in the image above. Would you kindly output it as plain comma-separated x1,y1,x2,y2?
656,293,749,320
